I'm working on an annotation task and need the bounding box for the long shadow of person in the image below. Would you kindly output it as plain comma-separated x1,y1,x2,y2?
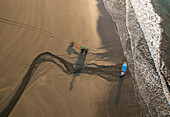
66,45,87,90
115,77,124,106
70,52,87,90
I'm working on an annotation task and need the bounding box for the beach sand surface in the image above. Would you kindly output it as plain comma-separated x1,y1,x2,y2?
0,0,141,117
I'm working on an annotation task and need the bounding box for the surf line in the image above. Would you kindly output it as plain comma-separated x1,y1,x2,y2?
129,0,170,106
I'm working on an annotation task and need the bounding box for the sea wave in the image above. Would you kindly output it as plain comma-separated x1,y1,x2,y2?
130,0,162,70
103,0,170,116
129,0,170,107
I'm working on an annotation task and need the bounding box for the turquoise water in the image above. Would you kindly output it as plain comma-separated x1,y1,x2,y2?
152,0,170,68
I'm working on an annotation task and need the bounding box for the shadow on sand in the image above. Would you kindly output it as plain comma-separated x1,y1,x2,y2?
66,45,87,90
115,77,124,106
96,0,124,63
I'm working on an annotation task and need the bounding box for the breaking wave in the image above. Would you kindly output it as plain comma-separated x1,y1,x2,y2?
130,0,162,67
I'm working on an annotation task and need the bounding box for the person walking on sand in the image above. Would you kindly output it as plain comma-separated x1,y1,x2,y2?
81,46,88,54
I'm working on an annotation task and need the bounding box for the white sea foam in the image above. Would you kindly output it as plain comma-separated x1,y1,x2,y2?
129,0,170,106
104,0,170,115
130,0,162,67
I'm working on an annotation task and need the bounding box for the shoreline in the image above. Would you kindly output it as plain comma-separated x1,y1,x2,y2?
103,0,170,116
151,0,170,87
129,0,170,104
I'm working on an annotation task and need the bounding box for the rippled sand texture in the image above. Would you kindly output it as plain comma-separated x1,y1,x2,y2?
0,0,141,117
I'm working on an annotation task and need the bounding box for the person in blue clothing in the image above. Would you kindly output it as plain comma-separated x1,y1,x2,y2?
120,62,127,77
122,62,127,71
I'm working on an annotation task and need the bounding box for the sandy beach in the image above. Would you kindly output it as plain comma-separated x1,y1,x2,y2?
0,0,141,117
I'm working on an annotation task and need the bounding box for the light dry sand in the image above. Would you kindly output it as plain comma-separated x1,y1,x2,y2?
0,0,141,117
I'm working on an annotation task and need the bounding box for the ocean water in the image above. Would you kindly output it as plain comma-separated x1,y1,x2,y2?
153,0,170,37
151,0,170,83
103,0,170,116
151,0,170,44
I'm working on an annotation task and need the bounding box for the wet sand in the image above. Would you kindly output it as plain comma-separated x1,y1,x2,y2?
0,0,141,117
